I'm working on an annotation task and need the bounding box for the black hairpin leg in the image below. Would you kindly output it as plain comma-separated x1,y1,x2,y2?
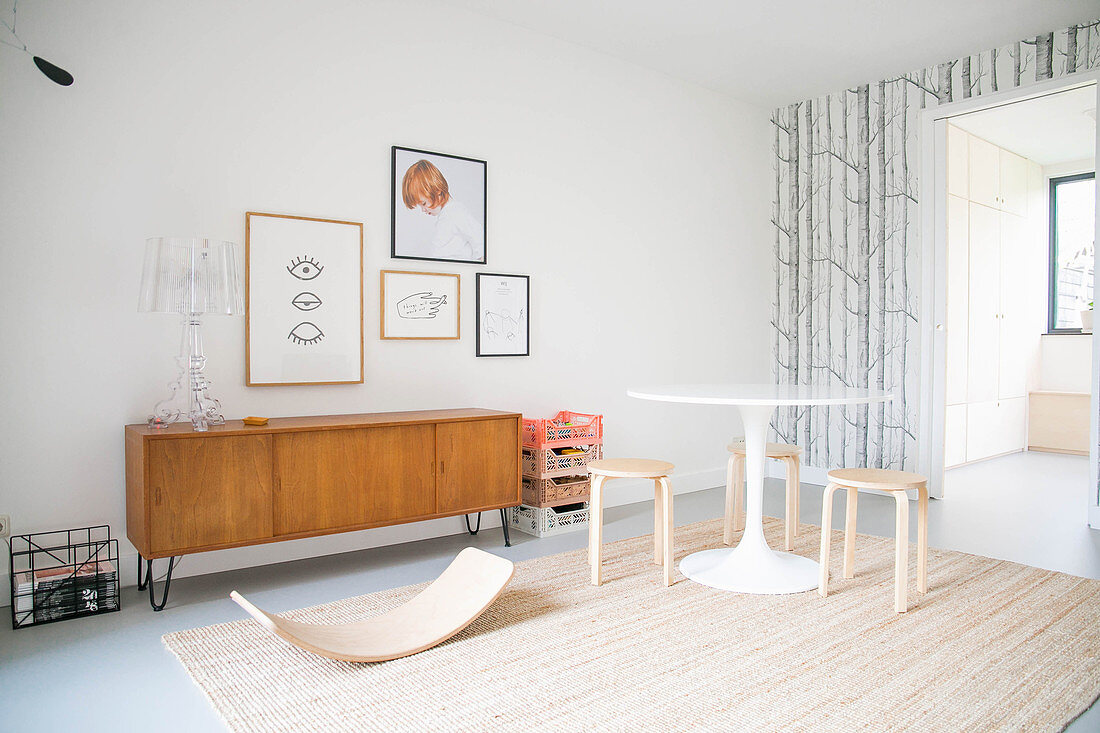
465,511,511,547
144,555,178,612
137,554,149,591
464,513,482,535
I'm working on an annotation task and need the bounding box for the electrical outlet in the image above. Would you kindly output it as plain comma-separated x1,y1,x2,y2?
0,514,9,540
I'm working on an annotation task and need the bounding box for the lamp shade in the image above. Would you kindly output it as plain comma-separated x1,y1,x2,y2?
138,237,243,315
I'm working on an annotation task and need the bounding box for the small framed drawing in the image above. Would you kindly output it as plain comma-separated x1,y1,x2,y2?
392,146,486,265
476,273,530,357
245,211,363,386
380,270,461,340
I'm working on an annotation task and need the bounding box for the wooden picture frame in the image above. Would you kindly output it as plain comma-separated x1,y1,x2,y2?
245,211,364,386
476,273,530,357
391,146,487,265
380,270,461,340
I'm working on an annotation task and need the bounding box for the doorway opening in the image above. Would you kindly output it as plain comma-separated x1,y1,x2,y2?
922,77,1098,532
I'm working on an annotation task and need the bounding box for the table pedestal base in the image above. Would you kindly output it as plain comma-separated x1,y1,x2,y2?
679,544,820,594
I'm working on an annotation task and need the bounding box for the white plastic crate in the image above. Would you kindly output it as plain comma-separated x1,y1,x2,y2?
507,502,589,538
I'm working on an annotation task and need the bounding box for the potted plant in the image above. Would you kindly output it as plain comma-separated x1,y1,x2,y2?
1080,301,1093,333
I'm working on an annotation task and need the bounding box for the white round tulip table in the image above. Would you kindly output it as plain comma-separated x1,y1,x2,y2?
627,384,893,595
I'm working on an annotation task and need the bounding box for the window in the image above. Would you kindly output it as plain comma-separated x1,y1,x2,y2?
1048,172,1096,332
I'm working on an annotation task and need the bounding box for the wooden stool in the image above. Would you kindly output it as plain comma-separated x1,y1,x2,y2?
818,468,929,613
587,458,674,587
725,440,802,550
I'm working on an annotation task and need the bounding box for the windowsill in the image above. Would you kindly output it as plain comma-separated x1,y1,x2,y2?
1043,331,1092,336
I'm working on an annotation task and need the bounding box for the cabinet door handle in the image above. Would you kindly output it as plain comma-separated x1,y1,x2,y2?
440,460,445,475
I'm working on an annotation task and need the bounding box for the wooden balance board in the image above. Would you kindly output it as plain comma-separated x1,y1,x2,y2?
230,547,515,663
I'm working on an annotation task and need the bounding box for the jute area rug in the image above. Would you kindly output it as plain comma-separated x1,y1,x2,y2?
163,518,1100,732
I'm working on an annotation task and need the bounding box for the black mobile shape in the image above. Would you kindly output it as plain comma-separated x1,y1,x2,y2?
291,291,322,311
287,255,323,280
288,321,324,345
1,1,75,86
33,56,72,85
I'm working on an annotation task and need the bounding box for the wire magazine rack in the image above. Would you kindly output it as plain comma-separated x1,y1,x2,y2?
9,525,120,629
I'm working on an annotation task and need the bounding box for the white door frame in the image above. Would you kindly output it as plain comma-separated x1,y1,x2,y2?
916,71,1100,524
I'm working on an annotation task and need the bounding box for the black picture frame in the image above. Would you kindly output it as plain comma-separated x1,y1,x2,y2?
391,146,487,265
476,273,530,357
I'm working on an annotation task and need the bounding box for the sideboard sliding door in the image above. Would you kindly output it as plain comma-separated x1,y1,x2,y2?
436,419,519,514
273,424,436,536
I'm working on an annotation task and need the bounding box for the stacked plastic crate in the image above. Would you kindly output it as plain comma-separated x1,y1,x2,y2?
507,411,604,537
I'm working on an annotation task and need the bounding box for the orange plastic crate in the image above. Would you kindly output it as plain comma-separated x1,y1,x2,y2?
521,411,603,449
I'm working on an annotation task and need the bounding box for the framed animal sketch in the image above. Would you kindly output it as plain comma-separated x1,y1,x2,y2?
476,273,529,357
380,270,461,340
392,146,486,264
245,211,364,386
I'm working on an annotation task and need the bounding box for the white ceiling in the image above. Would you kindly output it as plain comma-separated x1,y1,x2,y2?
444,0,1100,108
950,85,1097,165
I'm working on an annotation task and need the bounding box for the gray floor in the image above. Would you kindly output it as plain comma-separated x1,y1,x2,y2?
2,451,1099,732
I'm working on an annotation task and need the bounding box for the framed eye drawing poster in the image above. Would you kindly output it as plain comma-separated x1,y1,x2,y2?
476,273,529,357
245,211,364,386
391,146,487,265
380,270,460,340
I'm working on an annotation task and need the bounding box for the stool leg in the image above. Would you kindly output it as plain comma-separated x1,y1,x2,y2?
659,476,674,587
653,479,663,565
818,482,842,598
843,485,859,579
792,456,801,537
589,475,605,586
894,491,909,613
734,454,745,532
784,457,796,551
587,475,595,566
917,485,928,594
723,454,736,545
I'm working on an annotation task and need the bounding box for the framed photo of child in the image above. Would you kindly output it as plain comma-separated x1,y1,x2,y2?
391,146,487,265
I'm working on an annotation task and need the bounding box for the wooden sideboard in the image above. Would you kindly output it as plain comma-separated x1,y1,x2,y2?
125,408,521,608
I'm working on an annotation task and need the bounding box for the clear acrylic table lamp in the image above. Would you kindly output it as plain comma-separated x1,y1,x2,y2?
138,237,244,431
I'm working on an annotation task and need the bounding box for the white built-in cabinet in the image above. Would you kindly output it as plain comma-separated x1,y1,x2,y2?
966,202,1002,404
964,135,1029,216
944,125,1044,467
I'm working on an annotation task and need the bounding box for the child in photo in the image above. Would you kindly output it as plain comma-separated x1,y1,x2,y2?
401,159,485,261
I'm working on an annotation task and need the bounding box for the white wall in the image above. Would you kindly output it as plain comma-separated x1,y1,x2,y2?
0,1,772,588
1041,335,1094,393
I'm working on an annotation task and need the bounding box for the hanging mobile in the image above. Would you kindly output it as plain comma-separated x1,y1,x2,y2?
0,0,73,86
